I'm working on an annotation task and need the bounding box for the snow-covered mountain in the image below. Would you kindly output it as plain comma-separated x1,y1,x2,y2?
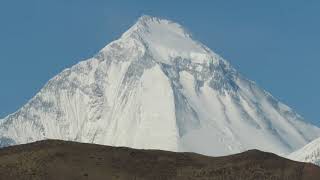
1,15,319,156
288,137,320,166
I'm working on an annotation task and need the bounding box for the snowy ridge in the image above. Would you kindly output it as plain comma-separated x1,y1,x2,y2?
0,15,319,156
288,137,320,166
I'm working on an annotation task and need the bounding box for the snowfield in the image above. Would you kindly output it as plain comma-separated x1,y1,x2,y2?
1,15,319,157
288,137,320,166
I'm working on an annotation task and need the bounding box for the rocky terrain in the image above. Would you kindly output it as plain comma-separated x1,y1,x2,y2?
0,140,319,180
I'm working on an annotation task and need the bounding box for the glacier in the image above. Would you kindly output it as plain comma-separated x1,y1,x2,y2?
1,15,319,156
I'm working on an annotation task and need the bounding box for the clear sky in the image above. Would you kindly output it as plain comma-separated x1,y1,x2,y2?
0,0,319,126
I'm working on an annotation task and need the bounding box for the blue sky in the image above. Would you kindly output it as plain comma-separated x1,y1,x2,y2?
0,0,319,125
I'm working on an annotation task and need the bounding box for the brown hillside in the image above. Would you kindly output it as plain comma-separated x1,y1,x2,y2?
0,140,319,180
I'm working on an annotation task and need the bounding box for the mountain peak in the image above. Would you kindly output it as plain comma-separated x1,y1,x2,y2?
136,15,167,24
126,15,190,38
1,16,320,158
119,15,218,65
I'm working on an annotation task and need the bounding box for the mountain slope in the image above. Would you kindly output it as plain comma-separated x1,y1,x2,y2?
288,137,320,166
1,140,320,180
0,15,319,156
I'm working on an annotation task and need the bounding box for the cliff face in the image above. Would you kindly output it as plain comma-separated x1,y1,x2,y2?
0,140,319,180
